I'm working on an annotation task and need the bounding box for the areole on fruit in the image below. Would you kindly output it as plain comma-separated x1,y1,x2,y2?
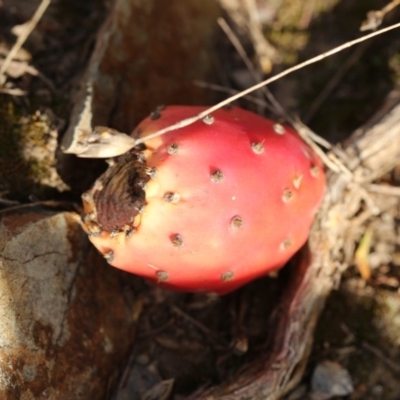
81,105,326,294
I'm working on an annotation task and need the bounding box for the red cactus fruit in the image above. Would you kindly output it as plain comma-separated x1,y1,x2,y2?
82,106,326,294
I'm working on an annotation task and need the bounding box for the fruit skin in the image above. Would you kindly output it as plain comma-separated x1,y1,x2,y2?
82,106,326,294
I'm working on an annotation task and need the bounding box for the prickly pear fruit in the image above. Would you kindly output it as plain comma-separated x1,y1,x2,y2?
82,106,326,294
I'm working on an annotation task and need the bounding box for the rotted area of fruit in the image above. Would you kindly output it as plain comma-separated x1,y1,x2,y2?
77,105,326,294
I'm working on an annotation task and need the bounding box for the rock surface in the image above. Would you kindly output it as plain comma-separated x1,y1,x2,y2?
0,211,138,399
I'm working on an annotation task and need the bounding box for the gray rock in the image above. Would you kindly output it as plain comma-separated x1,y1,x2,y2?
0,211,138,399
311,360,353,400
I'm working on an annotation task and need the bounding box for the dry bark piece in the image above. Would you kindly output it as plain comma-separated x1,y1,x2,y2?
0,211,138,399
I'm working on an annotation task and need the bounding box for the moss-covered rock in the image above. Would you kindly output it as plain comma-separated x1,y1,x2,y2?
0,96,68,200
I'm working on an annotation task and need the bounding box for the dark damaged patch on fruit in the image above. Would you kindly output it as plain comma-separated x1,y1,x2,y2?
89,151,150,232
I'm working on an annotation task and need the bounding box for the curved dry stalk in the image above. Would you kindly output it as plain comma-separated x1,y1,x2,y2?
217,17,285,118
64,23,400,161
135,22,400,147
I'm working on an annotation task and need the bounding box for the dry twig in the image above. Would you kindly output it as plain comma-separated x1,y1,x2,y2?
303,43,369,123
360,0,400,31
135,22,400,147
362,342,400,374
217,17,289,120
242,0,276,73
66,22,400,164
216,18,356,177
367,183,400,197
0,0,51,85
0,87,26,96
193,80,275,112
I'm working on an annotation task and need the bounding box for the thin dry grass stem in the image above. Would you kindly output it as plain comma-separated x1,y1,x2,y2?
326,152,355,178
349,183,381,215
292,119,357,181
135,22,400,147
242,0,277,73
191,17,339,171
170,306,228,347
217,18,264,110
0,87,26,95
193,80,275,112
136,21,400,201
367,183,400,197
217,17,290,120
0,0,51,86
362,342,400,374
302,135,341,173
293,119,333,150
219,17,302,125
328,143,353,164
303,43,369,123
219,13,350,182
217,18,261,84
291,119,355,178
360,0,400,31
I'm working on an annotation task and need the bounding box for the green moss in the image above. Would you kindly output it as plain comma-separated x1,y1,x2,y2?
0,97,28,197
265,0,339,65
268,30,309,64
0,96,67,200
389,52,400,85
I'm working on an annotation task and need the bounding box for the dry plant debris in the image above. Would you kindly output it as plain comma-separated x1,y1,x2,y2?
0,0,50,88
361,0,400,31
